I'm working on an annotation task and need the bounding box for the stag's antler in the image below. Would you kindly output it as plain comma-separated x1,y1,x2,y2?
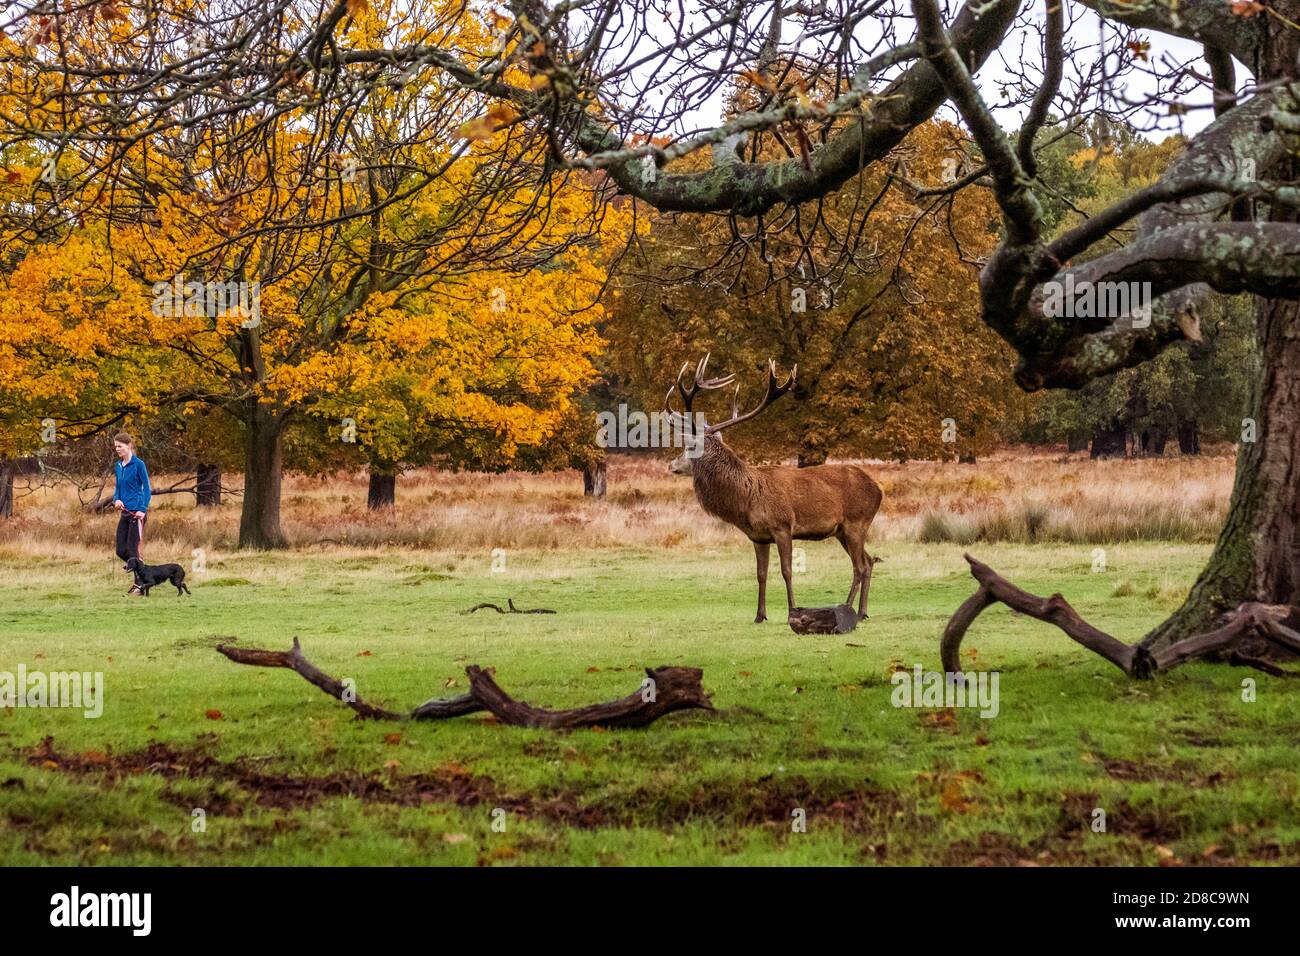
664,352,736,427
705,359,797,434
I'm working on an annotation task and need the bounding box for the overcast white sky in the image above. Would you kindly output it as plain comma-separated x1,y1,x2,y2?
614,2,1236,145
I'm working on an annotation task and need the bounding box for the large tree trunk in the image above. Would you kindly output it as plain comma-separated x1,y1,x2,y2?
196,464,222,507
1144,13,1300,650
1089,420,1126,459
1143,297,1300,650
0,458,12,519
368,469,396,510
1177,420,1200,455
238,407,287,549
582,461,606,498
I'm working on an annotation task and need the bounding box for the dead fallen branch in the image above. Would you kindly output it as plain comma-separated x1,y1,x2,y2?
942,554,1300,680
215,638,712,728
788,604,860,635
460,598,556,615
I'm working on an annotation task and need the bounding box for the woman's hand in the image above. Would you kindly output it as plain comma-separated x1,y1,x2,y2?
113,500,125,511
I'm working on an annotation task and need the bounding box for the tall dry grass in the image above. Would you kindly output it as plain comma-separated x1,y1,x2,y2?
0,447,1235,559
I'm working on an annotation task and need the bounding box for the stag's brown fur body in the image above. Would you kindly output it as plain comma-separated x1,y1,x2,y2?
682,434,883,622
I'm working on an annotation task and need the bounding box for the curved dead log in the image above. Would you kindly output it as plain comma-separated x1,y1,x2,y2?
216,640,712,728
460,599,556,615
216,639,405,719
464,665,712,729
941,555,1300,680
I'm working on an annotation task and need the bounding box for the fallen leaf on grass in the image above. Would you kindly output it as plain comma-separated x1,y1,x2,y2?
922,708,956,728
940,780,974,813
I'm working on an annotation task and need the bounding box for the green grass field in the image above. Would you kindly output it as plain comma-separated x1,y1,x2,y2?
2,541,1298,865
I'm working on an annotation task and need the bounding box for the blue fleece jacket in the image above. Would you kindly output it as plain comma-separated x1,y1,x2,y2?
114,455,152,513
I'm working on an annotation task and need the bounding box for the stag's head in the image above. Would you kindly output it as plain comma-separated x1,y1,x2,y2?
665,354,796,475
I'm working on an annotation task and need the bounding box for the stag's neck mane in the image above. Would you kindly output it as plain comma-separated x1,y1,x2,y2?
690,435,758,526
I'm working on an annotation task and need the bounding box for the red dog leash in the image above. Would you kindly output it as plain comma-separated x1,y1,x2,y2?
121,507,146,558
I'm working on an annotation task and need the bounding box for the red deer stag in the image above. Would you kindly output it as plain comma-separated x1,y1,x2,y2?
666,355,883,623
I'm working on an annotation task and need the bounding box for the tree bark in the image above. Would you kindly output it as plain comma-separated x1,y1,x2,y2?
1144,295,1300,648
1090,420,1126,459
1145,11,1300,646
1177,420,1201,455
0,458,12,518
367,469,396,510
582,461,606,498
238,406,287,549
196,464,222,507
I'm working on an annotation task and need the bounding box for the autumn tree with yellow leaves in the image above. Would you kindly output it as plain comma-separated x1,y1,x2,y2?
0,0,630,544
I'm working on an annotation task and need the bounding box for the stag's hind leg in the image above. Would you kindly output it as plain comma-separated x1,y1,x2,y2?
774,531,796,617
753,541,770,623
838,527,871,619
856,550,875,619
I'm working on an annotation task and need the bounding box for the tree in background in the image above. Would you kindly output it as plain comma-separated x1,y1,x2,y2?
605,120,1025,465
0,0,629,536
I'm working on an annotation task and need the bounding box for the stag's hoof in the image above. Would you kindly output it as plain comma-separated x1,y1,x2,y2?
754,614,767,624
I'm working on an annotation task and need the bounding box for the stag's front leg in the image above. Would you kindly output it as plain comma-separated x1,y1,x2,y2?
774,533,796,616
753,541,770,623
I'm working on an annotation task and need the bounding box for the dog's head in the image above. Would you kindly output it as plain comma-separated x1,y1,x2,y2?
124,558,143,574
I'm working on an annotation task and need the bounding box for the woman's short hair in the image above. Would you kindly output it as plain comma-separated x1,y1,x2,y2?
113,432,135,447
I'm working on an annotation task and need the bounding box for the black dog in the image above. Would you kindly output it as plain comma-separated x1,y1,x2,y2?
124,557,191,597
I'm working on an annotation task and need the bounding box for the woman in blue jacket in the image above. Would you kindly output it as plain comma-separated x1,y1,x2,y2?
112,432,152,589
